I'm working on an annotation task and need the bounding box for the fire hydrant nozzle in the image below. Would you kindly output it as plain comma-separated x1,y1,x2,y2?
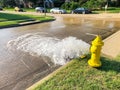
88,35,104,67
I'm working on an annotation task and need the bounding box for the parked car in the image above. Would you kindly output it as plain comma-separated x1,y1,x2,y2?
35,7,46,13
0,6,3,10
71,8,92,14
14,7,23,12
50,8,66,14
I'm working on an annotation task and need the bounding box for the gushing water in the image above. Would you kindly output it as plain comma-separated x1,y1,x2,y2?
7,33,90,65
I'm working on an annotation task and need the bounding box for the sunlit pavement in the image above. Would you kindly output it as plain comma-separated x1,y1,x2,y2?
102,30,120,57
0,11,120,90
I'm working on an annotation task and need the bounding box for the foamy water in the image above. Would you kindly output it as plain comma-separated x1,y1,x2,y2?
7,33,90,65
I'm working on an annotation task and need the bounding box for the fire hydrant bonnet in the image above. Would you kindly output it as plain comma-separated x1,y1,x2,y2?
92,35,104,46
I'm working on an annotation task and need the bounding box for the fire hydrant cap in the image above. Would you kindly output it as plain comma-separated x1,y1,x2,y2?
92,35,104,46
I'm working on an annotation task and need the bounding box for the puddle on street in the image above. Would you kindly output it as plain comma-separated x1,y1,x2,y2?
0,16,120,90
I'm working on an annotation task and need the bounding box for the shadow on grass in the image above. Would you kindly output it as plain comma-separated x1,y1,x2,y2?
91,12,99,14
98,57,120,73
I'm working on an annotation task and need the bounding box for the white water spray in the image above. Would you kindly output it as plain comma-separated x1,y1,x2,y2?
7,33,90,65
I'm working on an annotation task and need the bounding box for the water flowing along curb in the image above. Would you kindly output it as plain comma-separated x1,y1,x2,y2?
26,30,120,90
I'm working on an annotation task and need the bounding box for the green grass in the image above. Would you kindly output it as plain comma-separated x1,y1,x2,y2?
0,21,18,26
32,55,120,90
4,7,35,12
3,7,15,11
24,8,35,12
93,7,120,14
0,12,54,27
106,7,120,13
0,13,31,21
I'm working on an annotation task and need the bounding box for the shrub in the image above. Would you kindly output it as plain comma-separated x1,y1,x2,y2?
61,1,80,10
81,0,104,10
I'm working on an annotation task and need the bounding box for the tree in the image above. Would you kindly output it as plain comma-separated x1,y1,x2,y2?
70,1,79,10
14,0,35,8
61,1,79,10
82,0,106,10
0,0,119,8
29,0,39,5
0,0,16,7
116,0,120,6
0,0,5,6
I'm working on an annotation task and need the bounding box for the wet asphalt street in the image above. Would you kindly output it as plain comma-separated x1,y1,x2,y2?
0,15,120,90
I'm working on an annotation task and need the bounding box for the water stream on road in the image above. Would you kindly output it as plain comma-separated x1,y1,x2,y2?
0,16,120,90
7,32,90,65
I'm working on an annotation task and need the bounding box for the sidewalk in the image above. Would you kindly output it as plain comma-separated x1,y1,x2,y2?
102,30,120,58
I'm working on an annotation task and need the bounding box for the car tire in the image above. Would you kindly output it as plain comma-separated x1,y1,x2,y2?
82,11,85,14
36,10,39,13
71,11,74,14
59,11,62,14
42,10,44,13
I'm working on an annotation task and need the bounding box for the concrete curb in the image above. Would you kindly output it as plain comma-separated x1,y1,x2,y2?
26,30,120,90
26,60,75,90
0,19,55,29
102,30,120,58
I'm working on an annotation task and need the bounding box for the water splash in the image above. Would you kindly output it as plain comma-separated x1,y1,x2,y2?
7,33,90,65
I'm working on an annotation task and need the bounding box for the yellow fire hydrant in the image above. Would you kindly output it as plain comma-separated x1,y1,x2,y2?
88,35,104,67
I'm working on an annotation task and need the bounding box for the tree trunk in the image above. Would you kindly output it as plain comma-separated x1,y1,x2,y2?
117,0,120,6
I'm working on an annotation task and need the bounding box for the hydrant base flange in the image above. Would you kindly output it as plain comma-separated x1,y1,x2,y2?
88,59,101,67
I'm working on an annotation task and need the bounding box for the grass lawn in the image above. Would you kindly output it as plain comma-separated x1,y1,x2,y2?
30,55,120,90
4,7,35,12
0,12,54,27
93,7,120,14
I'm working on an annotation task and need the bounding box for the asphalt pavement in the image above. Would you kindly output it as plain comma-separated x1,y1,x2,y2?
0,11,120,90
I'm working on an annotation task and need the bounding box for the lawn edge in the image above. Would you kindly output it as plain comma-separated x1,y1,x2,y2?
26,60,75,90
26,29,120,90
0,19,55,29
